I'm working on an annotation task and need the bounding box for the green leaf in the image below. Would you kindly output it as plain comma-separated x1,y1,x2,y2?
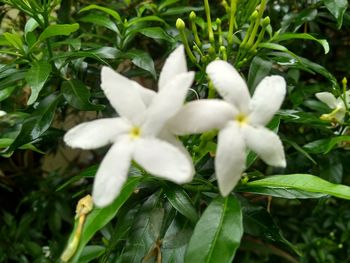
37,23,79,43
9,94,62,150
324,0,348,29
303,136,350,154
247,56,273,93
241,199,301,255
79,4,122,23
0,138,44,157
68,177,141,263
25,61,52,105
185,195,243,263
247,174,350,200
125,49,156,78
272,32,329,54
126,16,166,27
61,79,104,111
79,14,119,33
0,85,16,102
77,246,105,263
165,185,198,223
3,32,23,51
137,27,174,42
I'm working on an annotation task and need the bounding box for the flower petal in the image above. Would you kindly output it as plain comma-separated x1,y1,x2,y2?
101,67,146,124
64,118,131,149
159,129,195,176
133,81,156,107
315,92,337,109
215,122,246,196
167,99,236,135
142,72,195,136
243,125,286,167
249,75,286,126
158,45,187,90
206,60,251,112
133,138,194,184
92,139,134,207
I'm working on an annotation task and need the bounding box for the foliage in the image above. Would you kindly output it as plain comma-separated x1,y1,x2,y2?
1,0,350,262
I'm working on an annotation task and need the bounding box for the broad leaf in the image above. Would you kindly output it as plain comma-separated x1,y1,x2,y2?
125,49,156,78
79,4,122,23
37,23,79,43
61,79,104,111
247,56,272,92
247,174,350,200
25,61,52,105
185,195,243,263
324,0,348,29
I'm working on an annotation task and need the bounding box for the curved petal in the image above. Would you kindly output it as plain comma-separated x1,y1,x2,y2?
315,92,337,109
167,99,236,135
133,81,156,107
64,118,131,149
142,72,195,136
158,45,187,90
133,138,194,184
92,139,134,207
215,122,246,196
101,67,146,124
206,60,251,112
243,125,286,167
249,76,286,126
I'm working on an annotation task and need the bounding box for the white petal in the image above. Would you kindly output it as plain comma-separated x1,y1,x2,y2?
142,72,195,136
0,110,6,117
243,125,286,167
158,45,187,90
133,81,156,107
64,118,130,149
249,76,286,126
133,138,194,184
101,67,146,124
206,60,251,112
315,92,337,109
92,139,134,207
159,129,195,176
167,99,236,135
215,122,246,196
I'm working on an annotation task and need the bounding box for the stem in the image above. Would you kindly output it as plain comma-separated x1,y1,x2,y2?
204,0,214,44
227,0,237,47
176,18,197,65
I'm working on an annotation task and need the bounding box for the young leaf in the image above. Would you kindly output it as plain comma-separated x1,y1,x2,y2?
247,174,350,200
61,79,104,111
25,61,52,105
3,32,24,51
79,4,122,23
185,195,243,263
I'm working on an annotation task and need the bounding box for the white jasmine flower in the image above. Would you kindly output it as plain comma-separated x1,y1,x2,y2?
0,110,6,117
169,60,286,196
64,46,195,207
315,91,350,123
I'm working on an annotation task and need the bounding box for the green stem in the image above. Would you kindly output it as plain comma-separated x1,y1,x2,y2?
176,18,197,64
204,0,214,44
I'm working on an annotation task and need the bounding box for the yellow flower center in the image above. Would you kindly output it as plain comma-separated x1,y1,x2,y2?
235,113,249,126
129,126,141,139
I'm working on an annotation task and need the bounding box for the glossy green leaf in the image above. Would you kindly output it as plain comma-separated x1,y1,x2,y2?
79,14,119,33
247,56,272,92
272,33,329,54
0,85,16,102
0,138,44,157
37,23,79,43
3,32,23,51
79,4,121,23
138,27,174,42
241,199,301,255
185,195,243,263
120,191,164,263
324,0,348,29
126,16,166,27
68,176,141,263
8,94,62,150
165,185,198,223
303,136,350,154
61,79,104,111
77,245,105,263
247,174,350,200
125,49,156,78
25,61,52,105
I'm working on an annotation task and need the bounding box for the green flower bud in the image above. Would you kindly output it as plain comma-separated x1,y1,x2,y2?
176,18,185,30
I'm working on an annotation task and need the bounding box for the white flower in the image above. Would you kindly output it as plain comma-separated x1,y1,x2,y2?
64,46,195,207
0,110,6,117
315,91,350,123
168,60,286,196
